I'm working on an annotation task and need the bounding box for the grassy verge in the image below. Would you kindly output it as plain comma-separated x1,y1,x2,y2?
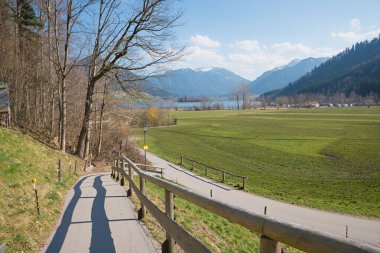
134,107,380,218
0,128,84,252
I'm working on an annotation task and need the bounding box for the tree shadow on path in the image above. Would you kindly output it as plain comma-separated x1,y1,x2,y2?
89,175,116,253
45,176,89,253
45,175,116,253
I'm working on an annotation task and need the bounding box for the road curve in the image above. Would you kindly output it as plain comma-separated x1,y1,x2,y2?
43,173,158,253
145,151,380,248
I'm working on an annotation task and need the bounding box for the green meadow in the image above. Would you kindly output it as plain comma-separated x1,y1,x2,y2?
136,107,380,217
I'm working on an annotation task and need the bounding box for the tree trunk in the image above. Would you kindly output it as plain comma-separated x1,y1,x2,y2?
76,79,96,157
60,78,66,151
96,81,108,157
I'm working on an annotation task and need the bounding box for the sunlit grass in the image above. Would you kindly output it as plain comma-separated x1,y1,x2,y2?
0,128,84,252
134,107,380,217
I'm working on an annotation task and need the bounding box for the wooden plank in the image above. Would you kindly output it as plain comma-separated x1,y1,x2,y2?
260,235,281,253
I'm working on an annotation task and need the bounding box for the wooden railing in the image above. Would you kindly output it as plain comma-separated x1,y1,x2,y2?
180,155,247,190
134,163,164,175
111,155,380,253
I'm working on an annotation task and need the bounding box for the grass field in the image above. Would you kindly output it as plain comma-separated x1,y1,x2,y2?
0,128,83,252
135,107,380,218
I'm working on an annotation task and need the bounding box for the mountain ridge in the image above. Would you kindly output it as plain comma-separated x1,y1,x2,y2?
147,67,249,97
248,57,328,95
264,36,380,98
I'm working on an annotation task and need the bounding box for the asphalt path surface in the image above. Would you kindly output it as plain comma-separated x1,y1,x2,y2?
145,151,380,248
43,173,158,253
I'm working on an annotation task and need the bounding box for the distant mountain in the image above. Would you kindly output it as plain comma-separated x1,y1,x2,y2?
110,70,175,99
265,36,380,98
248,57,328,95
148,67,249,96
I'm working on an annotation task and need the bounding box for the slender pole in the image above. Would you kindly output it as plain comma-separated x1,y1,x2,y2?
32,179,40,216
144,125,147,170
35,188,40,216
58,159,61,182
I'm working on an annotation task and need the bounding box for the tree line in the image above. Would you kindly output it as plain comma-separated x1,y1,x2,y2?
0,0,182,159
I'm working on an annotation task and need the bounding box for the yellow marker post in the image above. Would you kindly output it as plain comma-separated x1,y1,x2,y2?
143,145,148,150
32,178,40,216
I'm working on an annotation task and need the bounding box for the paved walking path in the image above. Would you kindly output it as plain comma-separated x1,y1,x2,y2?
145,151,380,248
43,173,158,253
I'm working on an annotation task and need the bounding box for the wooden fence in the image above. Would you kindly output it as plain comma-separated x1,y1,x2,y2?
112,155,380,253
180,155,247,190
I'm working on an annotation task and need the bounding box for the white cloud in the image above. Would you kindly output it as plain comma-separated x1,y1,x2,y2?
331,18,380,43
231,40,260,52
271,42,314,55
182,46,224,62
331,28,380,43
350,18,361,31
175,36,338,80
189,34,221,48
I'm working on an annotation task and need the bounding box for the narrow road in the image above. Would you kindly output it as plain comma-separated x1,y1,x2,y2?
145,151,380,248
43,173,158,253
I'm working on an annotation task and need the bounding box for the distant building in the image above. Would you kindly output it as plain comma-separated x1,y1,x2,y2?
304,101,320,108
0,82,10,127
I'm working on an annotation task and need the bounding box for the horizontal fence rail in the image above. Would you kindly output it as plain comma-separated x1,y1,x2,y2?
134,163,164,175
112,155,380,253
180,155,247,189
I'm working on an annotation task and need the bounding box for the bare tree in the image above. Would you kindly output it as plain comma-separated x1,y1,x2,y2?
241,84,250,109
76,0,183,157
51,0,93,151
231,83,250,110
231,87,241,110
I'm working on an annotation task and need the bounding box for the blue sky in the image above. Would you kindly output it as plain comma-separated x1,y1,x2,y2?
170,0,380,80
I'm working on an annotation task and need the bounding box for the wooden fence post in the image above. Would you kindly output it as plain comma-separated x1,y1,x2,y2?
260,235,281,253
180,155,183,165
127,164,132,197
112,160,116,179
242,177,246,190
138,176,146,219
120,158,125,186
222,171,225,182
162,189,174,253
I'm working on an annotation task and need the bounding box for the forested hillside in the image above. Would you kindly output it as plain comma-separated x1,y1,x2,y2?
0,0,181,158
248,57,328,95
266,36,380,98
